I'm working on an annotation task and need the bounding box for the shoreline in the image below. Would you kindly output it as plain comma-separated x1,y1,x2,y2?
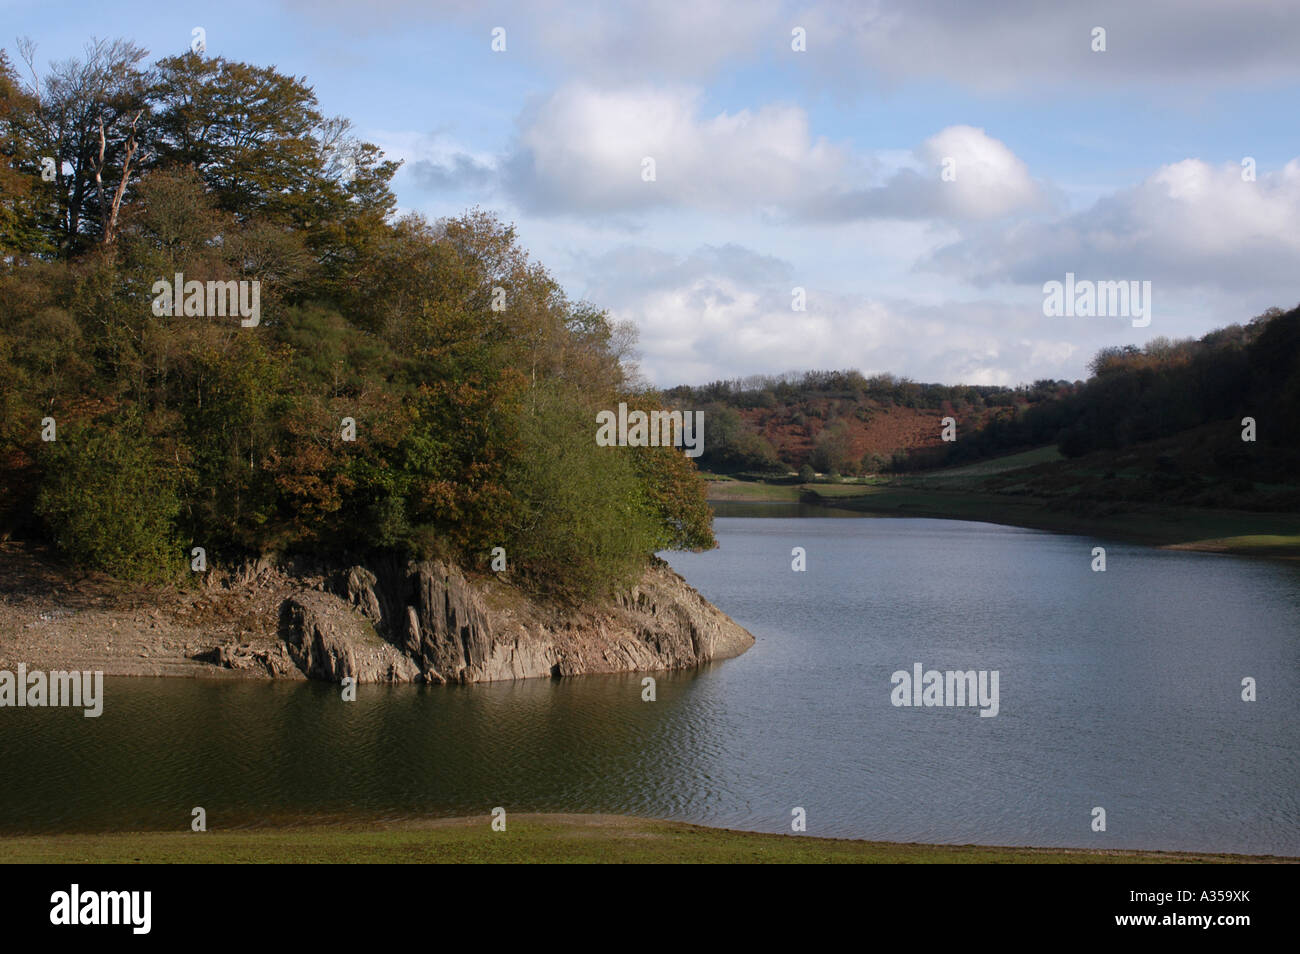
5,481,1294,681
0,543,753,683
1,814,1294,864
707,480,1300,559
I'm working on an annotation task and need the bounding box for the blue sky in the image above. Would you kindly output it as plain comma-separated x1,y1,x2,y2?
6,0,1299,386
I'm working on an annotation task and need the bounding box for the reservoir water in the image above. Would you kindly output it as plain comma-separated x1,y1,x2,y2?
3,507,1297,854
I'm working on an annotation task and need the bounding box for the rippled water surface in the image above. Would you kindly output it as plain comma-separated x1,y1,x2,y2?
3,509,1297,853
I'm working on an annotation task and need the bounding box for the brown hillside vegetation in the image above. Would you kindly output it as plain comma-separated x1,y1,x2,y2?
739,401,1007,470
665,370,1068,476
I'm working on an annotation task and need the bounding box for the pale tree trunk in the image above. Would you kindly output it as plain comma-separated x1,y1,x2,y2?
103,111,143,246
90,110,144,246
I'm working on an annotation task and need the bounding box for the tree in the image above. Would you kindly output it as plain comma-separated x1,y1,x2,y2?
811,420,853,474
35,420,182,581
148,52,400,286
2,36,719,597
504,380,660,598
14,37,151,254
0,50,52,258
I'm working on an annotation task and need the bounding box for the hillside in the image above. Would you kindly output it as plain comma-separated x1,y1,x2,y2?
681,304,1300,515
664,371,1072,476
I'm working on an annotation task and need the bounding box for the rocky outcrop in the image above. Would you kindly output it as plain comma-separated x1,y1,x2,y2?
280,591,420,684
319,557,755,685
0,541,754,685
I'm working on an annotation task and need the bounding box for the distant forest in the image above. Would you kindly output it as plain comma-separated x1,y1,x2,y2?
667,305,1300,493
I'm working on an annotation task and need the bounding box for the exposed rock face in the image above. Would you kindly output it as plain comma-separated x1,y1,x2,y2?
280,591,421,684
0,541,754,685
324,557,755,685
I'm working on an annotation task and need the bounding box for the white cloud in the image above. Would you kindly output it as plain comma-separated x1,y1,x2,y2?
578,243,1103,386
285,0,1300,90
502,84,853,215
799,125,1055,222
800,0,1300,92
931,158,1300,296
524,0,784,81
500,92,1047,225
282,0,784,81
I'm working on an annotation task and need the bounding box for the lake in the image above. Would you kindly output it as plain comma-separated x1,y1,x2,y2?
3,506,1297,854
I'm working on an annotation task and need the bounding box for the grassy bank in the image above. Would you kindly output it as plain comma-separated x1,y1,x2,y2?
706,455,1300,558
0,814,1290,864
814,486,1300,555
704,477,805,502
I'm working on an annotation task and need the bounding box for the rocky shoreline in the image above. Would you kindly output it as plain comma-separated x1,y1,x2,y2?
0,543,754,683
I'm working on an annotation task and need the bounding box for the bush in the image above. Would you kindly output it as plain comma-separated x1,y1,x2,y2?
860,452,888,474
35,423,183,582
504,382,661,599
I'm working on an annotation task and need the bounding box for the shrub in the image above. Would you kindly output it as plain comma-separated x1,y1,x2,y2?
36,423,183,582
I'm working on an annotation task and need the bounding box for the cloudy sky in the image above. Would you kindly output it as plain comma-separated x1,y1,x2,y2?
9,0,1300,386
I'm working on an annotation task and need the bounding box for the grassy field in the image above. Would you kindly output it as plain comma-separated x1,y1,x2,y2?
1,815,1291,864
704,474,885,502
903,446,1064,484
705,478,804,501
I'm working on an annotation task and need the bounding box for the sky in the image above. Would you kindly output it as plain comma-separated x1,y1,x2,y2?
5,0,1300,387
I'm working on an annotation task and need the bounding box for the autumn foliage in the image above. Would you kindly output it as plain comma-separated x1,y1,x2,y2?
0,43,714,595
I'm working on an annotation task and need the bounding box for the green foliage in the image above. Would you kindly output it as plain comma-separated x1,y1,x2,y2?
811,420,853,474
0,51,53,258
665,306,1300,481
504,382,660,598
627,406,715,553
693,403,782,473
35,422,182,581
665,368,1074,474
1053,307,1300,462
0,38,716,594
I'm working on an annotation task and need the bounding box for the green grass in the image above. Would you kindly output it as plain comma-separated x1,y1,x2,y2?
1164,534,1300,553
1,815,1289,864
706,480,804,501
706,478,887,502
799,481,884,497
906,446,1065,484
713,480,1300,557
